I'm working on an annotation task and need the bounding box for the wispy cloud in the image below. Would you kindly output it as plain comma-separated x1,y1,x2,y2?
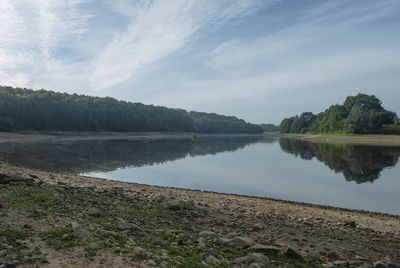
90,0,272,91
146,0,400,122
0,0,91,88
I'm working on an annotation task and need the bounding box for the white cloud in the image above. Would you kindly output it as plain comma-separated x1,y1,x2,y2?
90,0,272,91
0,0,91,89
145,0,400,122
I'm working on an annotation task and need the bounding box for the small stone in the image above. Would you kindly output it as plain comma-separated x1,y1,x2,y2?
134,247,147,259
62,234,69,239
167,201,182,211
87,207,101,217
234,253,270,265
355,264,369,268
116,221,132,230
64,221,80,230
156,194,167,203
167,200,195,210
333,260,349,267
248,263,263,268
218,237,231,244
373,261,387,268
144,260,157,266
206,255,220,264
113,187,124,195
253,223,264,231
327,250,343,261
0,249,7,257
349,221,357,228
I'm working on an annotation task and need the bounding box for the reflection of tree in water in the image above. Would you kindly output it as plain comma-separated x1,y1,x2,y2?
0,135,263,174
279,138,400,183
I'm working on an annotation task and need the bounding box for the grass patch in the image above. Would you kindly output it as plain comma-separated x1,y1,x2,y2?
41,228,80,250
84,242,107,257
0,229,30,247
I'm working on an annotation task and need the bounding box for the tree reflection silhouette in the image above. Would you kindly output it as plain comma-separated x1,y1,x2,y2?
279,138,400,183
0,135,264,174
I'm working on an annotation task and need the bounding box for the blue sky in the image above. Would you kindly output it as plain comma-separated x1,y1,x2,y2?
1,0,399,124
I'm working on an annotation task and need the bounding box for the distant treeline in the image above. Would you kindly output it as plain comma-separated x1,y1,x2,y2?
260,124,280,133
280,93,400,134
0,86,262,133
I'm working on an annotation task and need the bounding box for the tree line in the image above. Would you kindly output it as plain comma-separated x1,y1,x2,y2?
0,86,262,133
260,124,280,133
280,93,399,134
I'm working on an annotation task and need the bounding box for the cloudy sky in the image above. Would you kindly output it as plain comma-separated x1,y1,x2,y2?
1,0,399,124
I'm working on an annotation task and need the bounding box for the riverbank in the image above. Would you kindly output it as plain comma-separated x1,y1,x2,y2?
1,164,399,267
269,133,400,146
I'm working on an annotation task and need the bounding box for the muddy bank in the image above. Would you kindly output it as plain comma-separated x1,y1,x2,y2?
1,164,399,267
270,134,400,146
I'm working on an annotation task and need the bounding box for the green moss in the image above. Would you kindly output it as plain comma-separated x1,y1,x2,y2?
40,228,80,250
0,229,30,247
84,242,106,257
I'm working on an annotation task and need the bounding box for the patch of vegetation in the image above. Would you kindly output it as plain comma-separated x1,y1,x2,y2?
0,229,30,247
84,242,107,257
40,228,80,250
0,182,323,267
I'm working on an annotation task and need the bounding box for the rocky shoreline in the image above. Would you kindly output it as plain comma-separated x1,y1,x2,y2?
1,164,399,267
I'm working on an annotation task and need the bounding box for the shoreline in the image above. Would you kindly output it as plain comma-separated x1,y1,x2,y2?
1,164,400,267
268,133,400,146
0,131,263,143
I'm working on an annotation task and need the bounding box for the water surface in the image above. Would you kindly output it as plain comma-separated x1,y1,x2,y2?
0,135,399,215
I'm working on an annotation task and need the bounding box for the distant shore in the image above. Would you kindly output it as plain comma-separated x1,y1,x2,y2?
0,131,263,143
268,133,400,146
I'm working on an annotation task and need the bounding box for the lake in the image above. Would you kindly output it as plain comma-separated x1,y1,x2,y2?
0,134,399,215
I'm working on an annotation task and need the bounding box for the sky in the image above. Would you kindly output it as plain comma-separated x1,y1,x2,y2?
1,0,399,124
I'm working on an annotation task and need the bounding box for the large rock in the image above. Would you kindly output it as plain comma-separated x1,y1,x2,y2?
199,230,217,240
234,253,270,266
249,244,280,256
167,200,195,211
229,236,255,249
282,246,303,260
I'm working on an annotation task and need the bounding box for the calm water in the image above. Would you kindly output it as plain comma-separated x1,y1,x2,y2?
0,135,399,215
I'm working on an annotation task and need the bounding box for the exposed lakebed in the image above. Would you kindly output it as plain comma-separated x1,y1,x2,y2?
0,134,399,215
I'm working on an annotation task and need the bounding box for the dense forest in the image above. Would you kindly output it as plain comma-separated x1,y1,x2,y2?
260,124,280,133
0,86,262,133
280,93,400,134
